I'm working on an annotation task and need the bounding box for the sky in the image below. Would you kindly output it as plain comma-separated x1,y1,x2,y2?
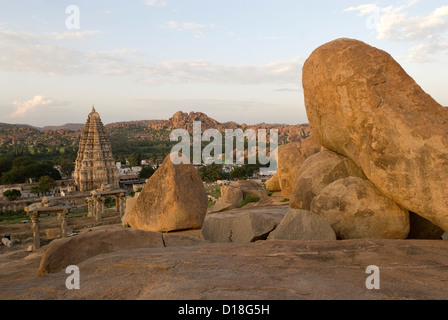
0,0,447,126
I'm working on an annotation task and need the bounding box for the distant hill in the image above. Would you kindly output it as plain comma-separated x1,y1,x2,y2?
0,111,311,148
41,123,85,132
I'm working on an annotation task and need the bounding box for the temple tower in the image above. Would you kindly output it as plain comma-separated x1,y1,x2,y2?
74,107,119,191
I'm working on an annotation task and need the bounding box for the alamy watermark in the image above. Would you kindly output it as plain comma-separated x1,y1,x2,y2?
169,121,278,175
65,265,80,290
66,5,80,30
365,265,380,290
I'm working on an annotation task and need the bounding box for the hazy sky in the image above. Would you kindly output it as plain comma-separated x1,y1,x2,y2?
1,0,447,126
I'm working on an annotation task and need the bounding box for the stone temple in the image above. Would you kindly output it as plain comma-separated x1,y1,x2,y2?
74,107,119,191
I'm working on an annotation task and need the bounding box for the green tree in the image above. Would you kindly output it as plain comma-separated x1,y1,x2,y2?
139,166,156,180
199,163,227,183
3,189,21,201
127,153,142,167
31,176,56,196
59,158,75,177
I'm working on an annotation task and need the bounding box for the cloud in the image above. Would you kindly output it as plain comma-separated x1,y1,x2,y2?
344,4,380,16
11,96,55,118
344,2,448,62
406,42,448,63
162,21,209,38
0,28,303,85
144,0,167,7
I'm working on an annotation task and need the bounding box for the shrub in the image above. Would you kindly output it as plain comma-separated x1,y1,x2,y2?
241,195,260,207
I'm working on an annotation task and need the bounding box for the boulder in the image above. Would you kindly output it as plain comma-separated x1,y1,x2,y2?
302,38,448,231
290,150,366,211
276,136,321,199
123,154,208,232
121,194,139,227
267,209,336,241
208,201,235,214
201,206,287,243
310,177,410,239
38,228,208,276
265,172,280,192
220,186,244,208
407,212,445,240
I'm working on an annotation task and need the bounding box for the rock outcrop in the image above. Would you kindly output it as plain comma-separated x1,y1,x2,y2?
267,209,336,241
123,154,208,232
265,172,281,192
302,38,448,231
290,150,366,211
201,205,287,243
38,228,207,276
209,180,268,213
3,240,448,300
276,136,321,198
310,177,410,239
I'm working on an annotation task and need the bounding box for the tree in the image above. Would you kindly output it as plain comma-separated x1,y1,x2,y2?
199,163,227,183
31,176,56,196
59,158,75,178
3,189,21,201
139,166,156,180
128,153,142,167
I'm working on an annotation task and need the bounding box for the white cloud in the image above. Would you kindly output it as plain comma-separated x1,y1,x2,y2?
344,2,448,62
162,21,208,38
344,4,380,16
11,96,54,118
144,0,167,7
406,42,448,63
0,28,303,85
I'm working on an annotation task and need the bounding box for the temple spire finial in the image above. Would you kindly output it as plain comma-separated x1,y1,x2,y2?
92,105,96,112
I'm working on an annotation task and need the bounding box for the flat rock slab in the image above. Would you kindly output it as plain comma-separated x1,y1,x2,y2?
201,205,288,243
1,239,447,300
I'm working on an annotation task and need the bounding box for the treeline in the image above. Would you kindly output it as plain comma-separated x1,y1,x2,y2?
0,156,62,185
199,163,262,183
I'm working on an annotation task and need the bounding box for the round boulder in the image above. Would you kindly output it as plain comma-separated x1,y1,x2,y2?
310,177,410,239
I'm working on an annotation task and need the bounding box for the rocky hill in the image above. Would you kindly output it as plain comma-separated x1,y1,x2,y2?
0,111,310,148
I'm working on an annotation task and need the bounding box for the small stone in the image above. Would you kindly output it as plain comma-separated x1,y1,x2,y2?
2,238,14,248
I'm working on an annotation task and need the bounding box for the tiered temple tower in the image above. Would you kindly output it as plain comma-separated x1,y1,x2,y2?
74,107,119,191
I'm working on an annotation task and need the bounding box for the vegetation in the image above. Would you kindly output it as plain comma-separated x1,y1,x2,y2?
105,197,116,208
0,156,61,185
241,195,260,207
30,176,56,196
139,166,156,180
2,189,21,201
0,210,29,224
199,163,228,183
281,198,289,203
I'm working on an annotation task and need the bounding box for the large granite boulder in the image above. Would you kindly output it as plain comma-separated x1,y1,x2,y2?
123,154,208,232
290,150,366,211
38,229,207,276
220,186,244,208
265,172,281,192
310,177,410,239
276,136,321,199
267,209,336,241
201,205,287,243
210,180,268,213
302,38,448,231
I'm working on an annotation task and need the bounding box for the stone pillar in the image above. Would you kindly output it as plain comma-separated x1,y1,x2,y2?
60,209,69,237
87,198,93,217
115,194,120,214
95,196,104,222
30,211,40,250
